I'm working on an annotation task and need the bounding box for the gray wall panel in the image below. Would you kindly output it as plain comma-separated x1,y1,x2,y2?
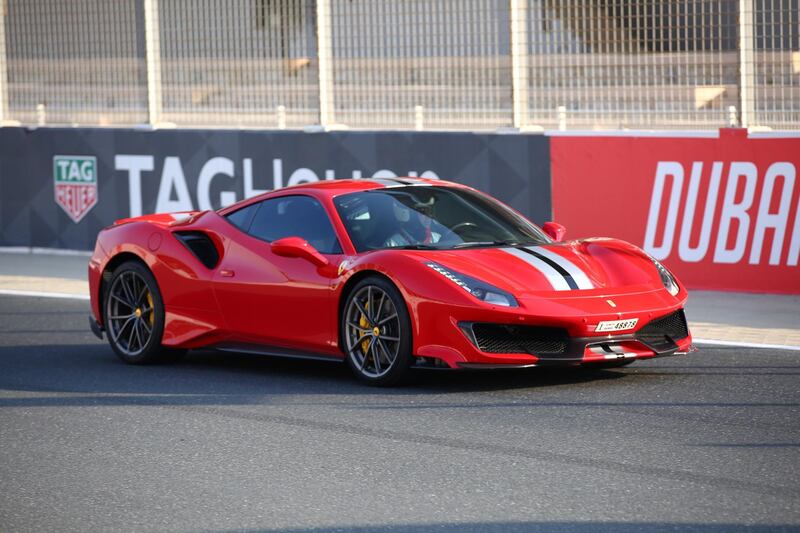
0,127,552,250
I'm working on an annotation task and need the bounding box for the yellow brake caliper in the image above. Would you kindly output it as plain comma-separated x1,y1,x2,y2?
146,291,155,327
359,302,370,354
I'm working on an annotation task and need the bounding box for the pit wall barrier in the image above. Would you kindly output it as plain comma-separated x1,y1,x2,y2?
1,126,798,294
550,129,800,294
0,127,551,251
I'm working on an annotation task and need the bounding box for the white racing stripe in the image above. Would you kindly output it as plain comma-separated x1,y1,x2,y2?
502,247,570,291
530,246,594,290
0,289,90,301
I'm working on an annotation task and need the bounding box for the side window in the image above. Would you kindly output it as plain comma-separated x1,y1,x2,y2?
225,203,259,231
248,195,342,254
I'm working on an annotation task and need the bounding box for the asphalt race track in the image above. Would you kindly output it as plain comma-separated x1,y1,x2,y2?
1,295,798,532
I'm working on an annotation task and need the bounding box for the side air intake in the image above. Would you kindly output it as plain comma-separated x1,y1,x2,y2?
465,323,569,355
173,231,220,269
634,309,689,352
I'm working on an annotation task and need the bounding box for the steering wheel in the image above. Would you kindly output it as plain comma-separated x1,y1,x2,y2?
450,221,479,234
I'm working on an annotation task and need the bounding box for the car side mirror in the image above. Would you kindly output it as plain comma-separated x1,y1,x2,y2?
542,221,566,242
271,237,329,267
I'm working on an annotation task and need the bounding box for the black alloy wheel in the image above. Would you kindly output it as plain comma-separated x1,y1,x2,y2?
342,276,413,385
104,260,184,364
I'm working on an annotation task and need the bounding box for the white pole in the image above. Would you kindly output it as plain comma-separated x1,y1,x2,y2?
414,105,424,130
316,0,334,127
277,105,286,129
557,105,567,131
738,0,755,128
509,0,528,129
0,2,9,124
143,0,163,126
728,105,739,127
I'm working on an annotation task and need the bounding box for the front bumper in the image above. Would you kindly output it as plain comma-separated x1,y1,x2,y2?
411,291,693,369
455,336,694,369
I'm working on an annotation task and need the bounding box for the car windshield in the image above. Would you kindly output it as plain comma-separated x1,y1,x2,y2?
333,185,550,252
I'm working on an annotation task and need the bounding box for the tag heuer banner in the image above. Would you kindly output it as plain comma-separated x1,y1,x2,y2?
0,127,552,252
53,155,98,223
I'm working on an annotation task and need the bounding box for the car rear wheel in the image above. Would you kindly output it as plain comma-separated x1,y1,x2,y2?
342,276,412,386
104,260,184,364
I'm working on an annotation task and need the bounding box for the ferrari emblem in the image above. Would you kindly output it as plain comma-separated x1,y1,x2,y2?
53,155,98,223
338,259,351,276
606,299,617,308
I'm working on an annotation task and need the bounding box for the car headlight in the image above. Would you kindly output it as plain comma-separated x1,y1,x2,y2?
425,262,518,307
650,257,680,296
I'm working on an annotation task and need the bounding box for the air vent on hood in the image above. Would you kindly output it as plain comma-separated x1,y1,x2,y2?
174,231,220,269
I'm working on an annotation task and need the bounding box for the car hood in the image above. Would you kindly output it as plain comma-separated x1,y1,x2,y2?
414,238,664,298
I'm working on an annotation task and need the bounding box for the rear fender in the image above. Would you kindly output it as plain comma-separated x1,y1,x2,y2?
92,219,226,346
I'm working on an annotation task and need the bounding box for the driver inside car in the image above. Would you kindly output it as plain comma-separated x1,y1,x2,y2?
383,197,449,248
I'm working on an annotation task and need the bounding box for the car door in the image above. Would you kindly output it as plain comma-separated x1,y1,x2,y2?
212,194,344,356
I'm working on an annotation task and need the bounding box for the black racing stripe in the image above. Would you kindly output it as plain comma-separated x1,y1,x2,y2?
366,178,396,187
518,247,579,290
385,177,422,186
365,178,413,187
364,177,427,187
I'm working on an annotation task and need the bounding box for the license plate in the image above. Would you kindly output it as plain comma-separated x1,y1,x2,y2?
595,318,638,333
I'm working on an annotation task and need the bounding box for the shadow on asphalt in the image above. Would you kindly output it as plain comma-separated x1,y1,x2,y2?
2,342,799,412
0,342,636,402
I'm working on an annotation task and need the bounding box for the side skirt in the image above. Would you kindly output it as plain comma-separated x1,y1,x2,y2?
213,343,344,363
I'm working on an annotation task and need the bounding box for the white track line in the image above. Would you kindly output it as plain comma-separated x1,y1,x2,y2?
0,246,92,257
0,289,90,301
693,338,800,352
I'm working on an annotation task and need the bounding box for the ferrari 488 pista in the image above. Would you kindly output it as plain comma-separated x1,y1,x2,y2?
89,177,692,385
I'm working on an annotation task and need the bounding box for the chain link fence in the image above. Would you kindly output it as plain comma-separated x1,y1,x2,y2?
1,0,797,130
3,0,146,126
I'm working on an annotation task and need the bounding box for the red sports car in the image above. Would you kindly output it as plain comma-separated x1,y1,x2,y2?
88,178,693,385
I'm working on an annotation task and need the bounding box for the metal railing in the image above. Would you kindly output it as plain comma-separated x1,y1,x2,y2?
1,0,797,130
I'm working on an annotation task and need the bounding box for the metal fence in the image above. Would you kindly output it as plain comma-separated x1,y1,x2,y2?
1,0,798,130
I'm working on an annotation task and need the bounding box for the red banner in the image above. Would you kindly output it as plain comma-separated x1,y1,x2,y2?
550,129,800,294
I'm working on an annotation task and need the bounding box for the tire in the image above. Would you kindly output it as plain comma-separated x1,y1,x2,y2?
341,276,413,386
103,260,185,364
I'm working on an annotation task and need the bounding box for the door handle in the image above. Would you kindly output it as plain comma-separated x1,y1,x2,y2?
219,269,235,278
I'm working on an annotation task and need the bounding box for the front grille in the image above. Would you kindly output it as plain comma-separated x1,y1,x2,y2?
635,309,689,346
469,323,568,355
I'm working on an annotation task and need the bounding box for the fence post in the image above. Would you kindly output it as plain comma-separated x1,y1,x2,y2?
509,0,528,129
414,105,424,131
738,0,755,128
316,0,334,127
143,0,163,125
0,3,8,124
557,105,567,131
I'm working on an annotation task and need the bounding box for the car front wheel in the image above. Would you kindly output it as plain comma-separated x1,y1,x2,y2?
342,276,413,386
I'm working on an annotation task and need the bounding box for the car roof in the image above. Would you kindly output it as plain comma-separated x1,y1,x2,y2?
217,177,469,216
286,177,460,195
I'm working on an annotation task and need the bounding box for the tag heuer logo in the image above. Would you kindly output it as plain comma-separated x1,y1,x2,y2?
53,155,98,223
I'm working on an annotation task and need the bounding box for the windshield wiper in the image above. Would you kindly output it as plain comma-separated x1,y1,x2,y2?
388,244,442,250
452,239,529,249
